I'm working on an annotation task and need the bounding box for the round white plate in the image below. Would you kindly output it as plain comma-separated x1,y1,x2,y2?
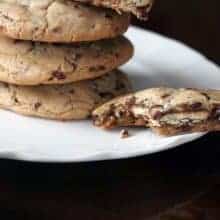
0,26,219,162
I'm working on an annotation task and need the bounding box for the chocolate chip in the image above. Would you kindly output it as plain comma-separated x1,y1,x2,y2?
2,14,13,22
99,65,106,70
120,129,130,139
69,89,75,94
114,26,120,33
52,27,61,33
115,52,119,59
150,105,164,120
152,111,163,120
105,116,117,128
89,67,96,72
115,110,124,118
52,71,66,80
214,107,220,120
89,65,106,72
2,83,9,88
91,24,96,29
34,102,42,109
13,39,20,44
179,103,188,110
73,4,79,9
191,102,202,110
180,124,192,132
201,92,211,100
216,109,220,115
75,53,82,61
161,94,170,99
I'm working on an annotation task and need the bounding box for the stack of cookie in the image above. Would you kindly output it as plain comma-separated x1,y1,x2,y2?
0,0,152,120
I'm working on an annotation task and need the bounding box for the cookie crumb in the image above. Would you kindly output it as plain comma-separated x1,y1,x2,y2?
120,129,130,139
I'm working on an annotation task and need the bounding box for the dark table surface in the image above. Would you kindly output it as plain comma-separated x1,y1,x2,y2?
0,0,219,219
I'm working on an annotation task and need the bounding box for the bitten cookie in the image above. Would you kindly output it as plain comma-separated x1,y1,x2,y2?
92,87,220,136
0,70,132,120
0,36,133,85
0,0,130,42
75,0,154,20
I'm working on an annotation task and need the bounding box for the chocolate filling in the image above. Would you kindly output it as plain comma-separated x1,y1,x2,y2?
93,97,220,129
89,65,106,72
50,71,66,80
149,105,208,121
93,101,149,128
34,102,42,110
212,106,220,120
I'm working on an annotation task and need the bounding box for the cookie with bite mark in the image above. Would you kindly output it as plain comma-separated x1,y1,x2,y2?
92,87,220,136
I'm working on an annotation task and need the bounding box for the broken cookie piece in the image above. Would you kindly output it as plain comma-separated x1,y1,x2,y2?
92,87,220,136
120,129,130,138
76,0,154,20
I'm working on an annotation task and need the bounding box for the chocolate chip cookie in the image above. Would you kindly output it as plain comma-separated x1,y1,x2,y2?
0,0,130,42
75,0,154,20
0,36,133,85
0,70,132,120
92,87,220,136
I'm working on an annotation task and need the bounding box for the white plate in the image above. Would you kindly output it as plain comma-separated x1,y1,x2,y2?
0,26,219,162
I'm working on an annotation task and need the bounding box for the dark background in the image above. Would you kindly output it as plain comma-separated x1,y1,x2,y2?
0,0,219,219
133,0,220,63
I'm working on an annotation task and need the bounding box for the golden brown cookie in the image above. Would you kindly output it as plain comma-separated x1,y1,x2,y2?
0,36,133,85
92,87,220,136
0,70,132,120
76,0,154,20
0,0,130,42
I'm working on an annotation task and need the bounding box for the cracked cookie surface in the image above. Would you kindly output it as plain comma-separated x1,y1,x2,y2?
76,0,154,20
92,87,220,136
0,36,133,85
0,0,130,42
0,70,132,120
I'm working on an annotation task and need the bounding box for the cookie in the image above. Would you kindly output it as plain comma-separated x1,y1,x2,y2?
92,87,220,136
0,0,130,43
76,0,154,20
0,70,132,120
0,36,133,85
